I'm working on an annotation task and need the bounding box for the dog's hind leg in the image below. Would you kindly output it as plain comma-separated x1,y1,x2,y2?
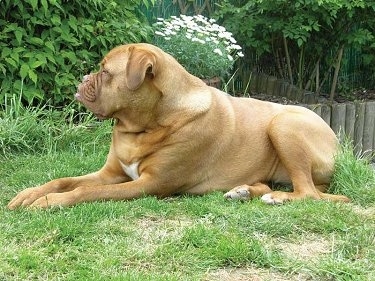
224,183,272,200
261,110,349,204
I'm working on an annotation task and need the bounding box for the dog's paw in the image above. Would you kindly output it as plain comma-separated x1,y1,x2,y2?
224,186,251,200
29,192,75,209
260,193,284,205
8,187,43,210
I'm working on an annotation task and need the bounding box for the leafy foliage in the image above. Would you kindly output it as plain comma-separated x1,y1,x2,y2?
0,0,154,106
215,0,375,96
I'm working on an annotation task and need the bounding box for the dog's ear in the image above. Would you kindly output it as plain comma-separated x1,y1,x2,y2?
125,47,156,91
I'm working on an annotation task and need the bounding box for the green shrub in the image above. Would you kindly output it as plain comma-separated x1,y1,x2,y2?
0,0,154,106
215,0,375,94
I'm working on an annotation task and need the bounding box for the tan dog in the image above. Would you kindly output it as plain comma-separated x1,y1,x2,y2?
8,43,350,209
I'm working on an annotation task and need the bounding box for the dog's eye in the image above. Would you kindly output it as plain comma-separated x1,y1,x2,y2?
102,69,109,75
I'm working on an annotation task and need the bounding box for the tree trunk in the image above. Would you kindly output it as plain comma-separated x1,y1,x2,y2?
329,45,344,103
283,37,293,84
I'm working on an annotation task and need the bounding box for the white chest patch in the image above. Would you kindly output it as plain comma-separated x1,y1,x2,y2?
119,161,140,180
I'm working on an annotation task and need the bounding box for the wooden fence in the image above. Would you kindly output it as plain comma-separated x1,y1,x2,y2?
245,73,375,156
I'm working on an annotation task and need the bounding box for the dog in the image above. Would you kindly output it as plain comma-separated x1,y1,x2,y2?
8,43,350,209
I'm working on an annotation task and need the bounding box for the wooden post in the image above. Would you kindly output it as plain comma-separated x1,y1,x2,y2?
295,88,304,102
345,103,356,141
266,76,277,96
259,74,268,94
331,103,347,140
273,79,283,97
320,104,331,126
302,91,315,104
281,81,289,98
354,102,366,155
362,101,375,155
311,104,322,117
249,72,259,93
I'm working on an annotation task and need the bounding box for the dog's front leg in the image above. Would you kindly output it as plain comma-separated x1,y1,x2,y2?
7,166,129,210
27,175,168,208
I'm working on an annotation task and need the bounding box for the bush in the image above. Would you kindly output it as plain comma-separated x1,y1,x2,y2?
0,0,154,106
215,0,375,96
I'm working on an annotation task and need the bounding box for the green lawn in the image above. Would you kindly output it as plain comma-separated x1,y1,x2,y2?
0,113,374,280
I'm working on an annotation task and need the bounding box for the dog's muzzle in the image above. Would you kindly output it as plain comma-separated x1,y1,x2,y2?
75,74,97,102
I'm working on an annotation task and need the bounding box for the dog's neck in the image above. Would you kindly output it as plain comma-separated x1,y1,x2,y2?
152,61,213,127
113,107,160,134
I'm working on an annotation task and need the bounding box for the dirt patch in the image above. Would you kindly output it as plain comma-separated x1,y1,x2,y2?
203,266,311,281
352,205,375,218
203,235,329,281
133,215,193,252
248,93,300,105
335,89,375,103
277,236,330,261
243,89,375,105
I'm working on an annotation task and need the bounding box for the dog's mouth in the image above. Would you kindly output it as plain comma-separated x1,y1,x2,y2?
76,75,97,102
75,75,109,120
75,93,107,119
74,92,83,102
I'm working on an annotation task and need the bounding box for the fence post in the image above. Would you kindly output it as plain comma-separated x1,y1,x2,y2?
259,74,268,94
345,103,356,141
363,101,375,155
354,102,366,155
266,76,277,96
320,104,331,126
331,103,347,140
273,79,283,97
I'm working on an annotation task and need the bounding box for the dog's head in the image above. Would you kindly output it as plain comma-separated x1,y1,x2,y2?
76,43,211,130
75,44,165,120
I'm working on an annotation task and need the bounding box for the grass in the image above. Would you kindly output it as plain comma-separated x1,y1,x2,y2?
0,104,374,280
0,94,112,156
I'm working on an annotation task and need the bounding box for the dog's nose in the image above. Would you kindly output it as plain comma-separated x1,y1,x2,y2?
83,75,90,82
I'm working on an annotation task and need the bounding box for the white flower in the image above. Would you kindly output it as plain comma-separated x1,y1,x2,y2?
153,14,243,78
229,37,237,44
214,48,223,56
231,44,242,50
191,37,205,44
155,31,165,37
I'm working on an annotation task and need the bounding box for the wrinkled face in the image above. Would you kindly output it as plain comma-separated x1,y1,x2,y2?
75,72,107,118
75,44,157,119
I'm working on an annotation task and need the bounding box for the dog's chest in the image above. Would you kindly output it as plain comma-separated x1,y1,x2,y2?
119,161,140,180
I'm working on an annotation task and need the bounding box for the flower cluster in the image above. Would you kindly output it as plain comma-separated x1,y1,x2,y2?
153,15,244,79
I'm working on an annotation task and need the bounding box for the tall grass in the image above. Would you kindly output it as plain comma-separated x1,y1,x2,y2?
0,94,111,156
330,139,375,206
